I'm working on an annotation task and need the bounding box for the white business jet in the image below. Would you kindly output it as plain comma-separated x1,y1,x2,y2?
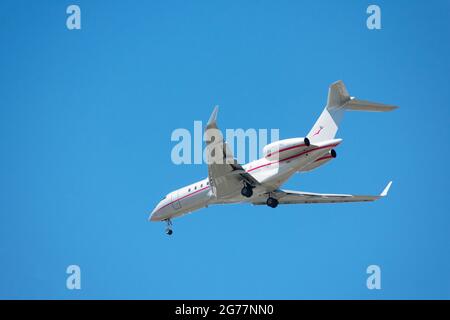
150,81,397,235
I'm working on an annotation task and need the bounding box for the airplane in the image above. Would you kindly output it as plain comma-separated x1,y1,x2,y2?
150,80,397,235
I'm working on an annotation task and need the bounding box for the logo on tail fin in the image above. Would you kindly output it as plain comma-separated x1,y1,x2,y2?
312,126,324,136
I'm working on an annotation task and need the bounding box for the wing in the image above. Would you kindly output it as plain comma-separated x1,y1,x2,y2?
252,181,392,205
205,106,260,198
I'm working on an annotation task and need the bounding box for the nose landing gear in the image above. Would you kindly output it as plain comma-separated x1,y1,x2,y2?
164,219,173,235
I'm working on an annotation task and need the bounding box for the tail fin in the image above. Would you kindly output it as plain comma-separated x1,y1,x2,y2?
307,80,398,143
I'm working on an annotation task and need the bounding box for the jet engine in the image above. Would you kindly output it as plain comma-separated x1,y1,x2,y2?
263,137,310,161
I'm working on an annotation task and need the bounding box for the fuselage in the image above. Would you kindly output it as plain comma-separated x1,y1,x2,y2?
150,138,341,221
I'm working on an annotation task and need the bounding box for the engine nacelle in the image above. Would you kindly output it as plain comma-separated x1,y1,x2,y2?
330,149,337,158
263,137,310,160
300,149,337,172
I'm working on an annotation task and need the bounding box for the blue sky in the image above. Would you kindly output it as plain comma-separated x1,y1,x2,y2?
0,0,449,299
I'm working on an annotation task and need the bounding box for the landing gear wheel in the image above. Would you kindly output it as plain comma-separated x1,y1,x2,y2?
165,228,173,235
241,186,253,198
266,197,279,208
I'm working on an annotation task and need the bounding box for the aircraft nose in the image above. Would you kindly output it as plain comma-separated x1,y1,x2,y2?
149,208,159,221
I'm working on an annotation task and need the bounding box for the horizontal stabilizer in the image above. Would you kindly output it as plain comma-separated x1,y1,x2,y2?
344,98,398,112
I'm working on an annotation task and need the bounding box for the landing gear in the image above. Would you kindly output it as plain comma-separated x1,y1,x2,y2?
241,184,253,198
266,197,279,208
164,219,173,235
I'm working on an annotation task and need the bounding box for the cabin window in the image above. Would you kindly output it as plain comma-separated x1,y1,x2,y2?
188,188,191,192
200,184,203,188
207,181,209,185
194,186,197,190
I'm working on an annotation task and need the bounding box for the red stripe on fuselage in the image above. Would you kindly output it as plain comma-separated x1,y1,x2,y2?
314,155,334,162
266,143,307,158
247,143,338,173
160,143,338,209
160,185,210,210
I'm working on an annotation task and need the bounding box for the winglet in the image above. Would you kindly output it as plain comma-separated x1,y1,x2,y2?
207,105,219,129
380,181,393,197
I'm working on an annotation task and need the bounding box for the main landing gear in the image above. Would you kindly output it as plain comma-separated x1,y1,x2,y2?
266,197,279,208
241,183,254,198
164,219,173,235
